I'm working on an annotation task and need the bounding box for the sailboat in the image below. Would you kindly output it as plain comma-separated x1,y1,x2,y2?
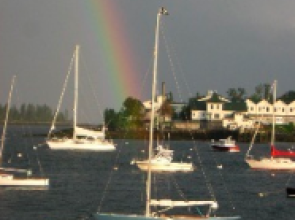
94,7,240,220
245,80,295,170
0,76,49,186
132,7,193,173
46,45,116,151
133,137,194,172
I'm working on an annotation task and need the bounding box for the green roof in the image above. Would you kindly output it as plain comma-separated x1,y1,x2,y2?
223,101,247,112
190,101,206,110
191,100,247,112
206,93,227,103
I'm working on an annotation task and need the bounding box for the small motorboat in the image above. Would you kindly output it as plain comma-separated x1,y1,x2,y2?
211,136,240,152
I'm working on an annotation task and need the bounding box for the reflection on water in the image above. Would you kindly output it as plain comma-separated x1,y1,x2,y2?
0,186,49,191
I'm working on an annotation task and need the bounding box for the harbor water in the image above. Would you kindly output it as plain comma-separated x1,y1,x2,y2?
0,125,295,220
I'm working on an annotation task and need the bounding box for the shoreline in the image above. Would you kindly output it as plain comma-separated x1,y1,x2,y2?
4,123,294,143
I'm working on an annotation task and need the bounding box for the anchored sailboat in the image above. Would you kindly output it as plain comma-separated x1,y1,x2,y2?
132,6,193,172
0,76,49,186
46,45,115,151
245,80,295,170
133,143,194,172
93,7,240,220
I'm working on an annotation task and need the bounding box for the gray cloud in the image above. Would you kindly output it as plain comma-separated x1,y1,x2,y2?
1,0,295,123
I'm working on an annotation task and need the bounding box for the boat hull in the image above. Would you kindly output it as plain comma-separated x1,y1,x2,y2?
135,161,194,172
94,213,241,220
246,158,295,170
0,175,49,186
211,137,240,152
211,145,240,152
46,139,115,151
286,187,295,198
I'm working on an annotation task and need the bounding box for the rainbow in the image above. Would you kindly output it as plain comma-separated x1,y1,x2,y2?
84,0,142,107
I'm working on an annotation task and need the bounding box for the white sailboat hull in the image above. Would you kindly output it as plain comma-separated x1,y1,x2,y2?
135,160,194,172
246,157,295,170
46,139,115,151
0,174,49,186
94,213,241,220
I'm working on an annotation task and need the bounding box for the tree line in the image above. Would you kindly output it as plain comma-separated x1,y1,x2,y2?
2,84,295,127
0,103,69,123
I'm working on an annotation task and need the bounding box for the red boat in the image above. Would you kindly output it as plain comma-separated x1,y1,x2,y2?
211,136,240,152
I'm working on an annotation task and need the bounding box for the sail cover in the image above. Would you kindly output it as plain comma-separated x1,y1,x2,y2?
150,199,218,208
75,126,105,139
271,145,295,157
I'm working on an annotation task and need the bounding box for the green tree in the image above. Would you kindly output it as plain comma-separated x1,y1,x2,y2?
121,97,145,129
160,100,173,117
0,103,68,123
279,90,295,103
249,83,272,102
227,88,246,102
167,92,173,102
179,105,191,120
104,108,118,131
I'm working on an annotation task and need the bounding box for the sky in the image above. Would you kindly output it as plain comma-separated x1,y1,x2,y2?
1,0,295,123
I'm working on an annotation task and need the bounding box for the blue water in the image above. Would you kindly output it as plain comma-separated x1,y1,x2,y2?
0,125,295,220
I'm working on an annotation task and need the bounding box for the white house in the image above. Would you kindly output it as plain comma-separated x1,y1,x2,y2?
246,98,295,124
191,91,237,121
222,113,253,130
190,90,295,129
143,95,165,111
143,90,295,130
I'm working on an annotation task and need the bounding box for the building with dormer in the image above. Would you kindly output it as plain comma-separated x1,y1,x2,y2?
142,89,295,131
246,98,295,124
190,91,253,130
189,90,295,130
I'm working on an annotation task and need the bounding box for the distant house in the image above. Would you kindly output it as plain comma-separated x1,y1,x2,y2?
246,98,295,124
223,112,253,130
143,95,165,112
191,90,232,121
191,90,250,129
142,94,172,125
190,90,295,130
142,90,295,131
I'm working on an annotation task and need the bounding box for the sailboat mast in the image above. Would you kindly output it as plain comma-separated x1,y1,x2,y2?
145,7,168,217
73,45,79,141
0,75,16,166
271,80,277,146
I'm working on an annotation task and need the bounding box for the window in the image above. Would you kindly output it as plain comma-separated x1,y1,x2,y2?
214,114,219,119
211,104,214,109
